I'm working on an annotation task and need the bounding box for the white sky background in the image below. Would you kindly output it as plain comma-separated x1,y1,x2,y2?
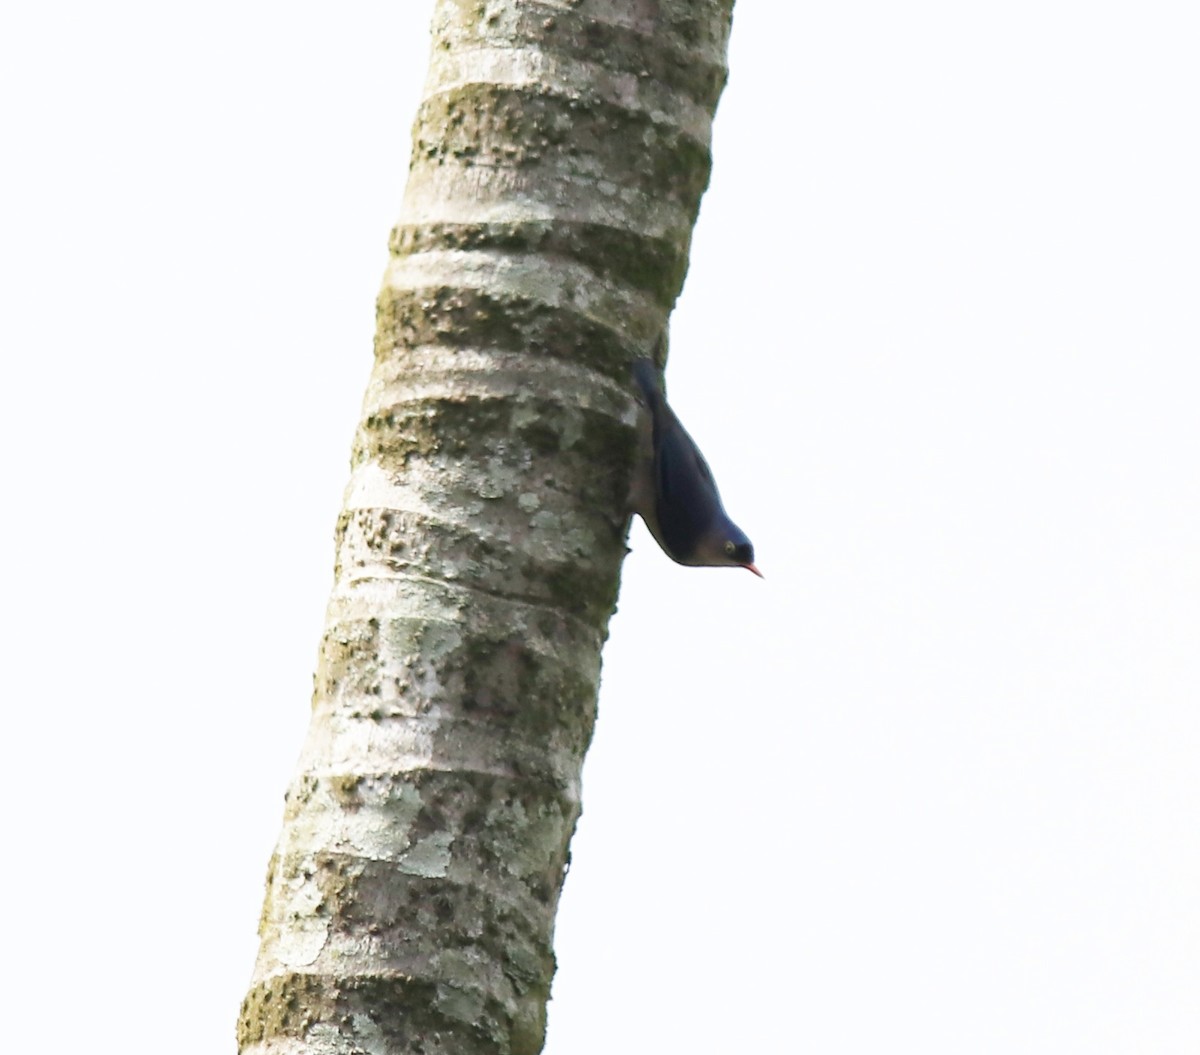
2,2,1197,1052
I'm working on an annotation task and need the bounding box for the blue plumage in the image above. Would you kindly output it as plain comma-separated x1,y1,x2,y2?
629,356,761,576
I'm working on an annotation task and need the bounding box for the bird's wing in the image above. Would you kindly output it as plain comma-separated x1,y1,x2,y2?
655,411,723,557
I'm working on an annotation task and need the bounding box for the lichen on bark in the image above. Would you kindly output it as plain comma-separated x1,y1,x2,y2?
239,2,736,1053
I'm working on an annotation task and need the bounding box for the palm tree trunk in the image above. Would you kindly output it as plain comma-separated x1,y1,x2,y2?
238,2,735,1052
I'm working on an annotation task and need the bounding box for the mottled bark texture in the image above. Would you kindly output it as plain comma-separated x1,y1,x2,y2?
238,2,734,1053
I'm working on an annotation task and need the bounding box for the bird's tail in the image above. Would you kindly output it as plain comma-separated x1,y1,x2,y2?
631,356,665,411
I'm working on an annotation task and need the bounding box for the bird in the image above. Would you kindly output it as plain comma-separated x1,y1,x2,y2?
629,353,762,577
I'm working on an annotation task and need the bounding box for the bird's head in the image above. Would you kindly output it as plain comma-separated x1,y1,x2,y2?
695,527,762,577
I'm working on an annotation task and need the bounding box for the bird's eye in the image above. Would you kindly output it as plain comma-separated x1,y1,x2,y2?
724,540,736,556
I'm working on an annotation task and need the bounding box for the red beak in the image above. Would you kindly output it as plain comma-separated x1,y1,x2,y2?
743,563,764,578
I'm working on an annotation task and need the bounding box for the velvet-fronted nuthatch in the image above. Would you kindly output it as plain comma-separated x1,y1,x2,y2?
629,355,762,577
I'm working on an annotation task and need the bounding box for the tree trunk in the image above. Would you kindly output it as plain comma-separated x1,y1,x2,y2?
238,2,735,1052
